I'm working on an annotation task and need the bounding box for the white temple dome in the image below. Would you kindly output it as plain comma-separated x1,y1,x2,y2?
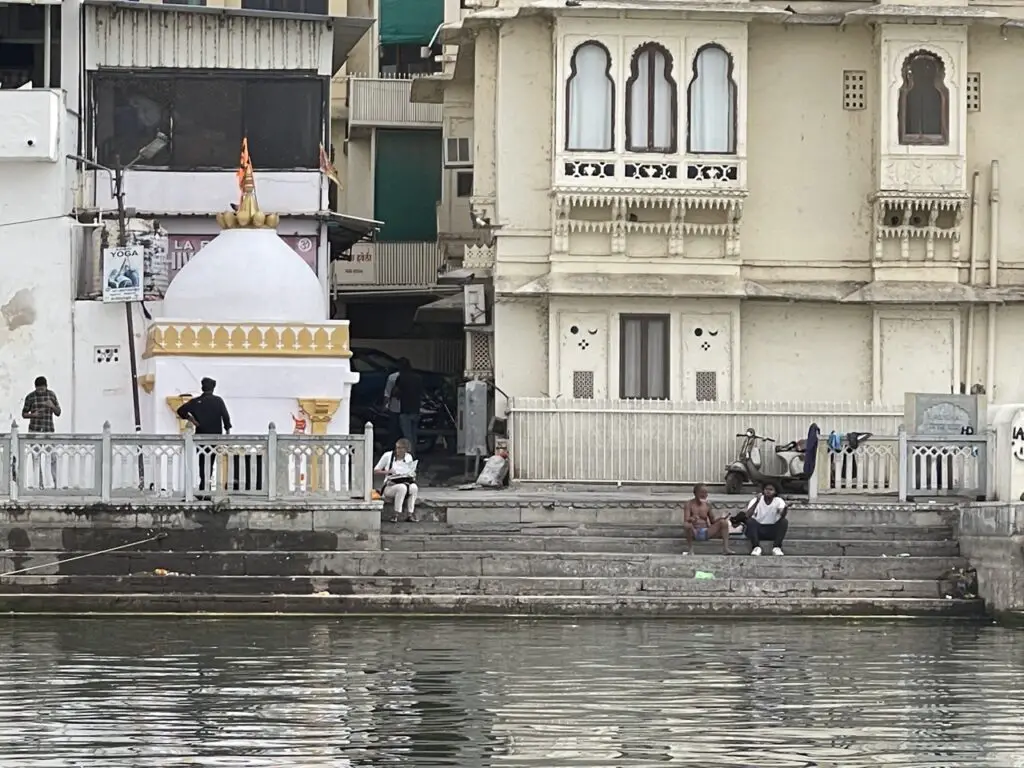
162,228,326,323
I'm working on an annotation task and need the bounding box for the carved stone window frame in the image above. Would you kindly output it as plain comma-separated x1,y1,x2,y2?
897,50,950,147
686,42,739,156
564,39,616,153
625,42,679,154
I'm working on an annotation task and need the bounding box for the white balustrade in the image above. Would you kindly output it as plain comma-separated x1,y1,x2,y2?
1,422,374,503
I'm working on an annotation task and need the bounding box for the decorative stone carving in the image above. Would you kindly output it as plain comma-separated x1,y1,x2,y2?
881,156,965,193
870,192,967,265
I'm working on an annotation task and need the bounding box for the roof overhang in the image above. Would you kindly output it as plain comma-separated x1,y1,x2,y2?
321,211,381,253
410,74,451,105
506,272,749,298
843,4,1008,24
414,292,466,323
333,16,376,74
522,0,790,20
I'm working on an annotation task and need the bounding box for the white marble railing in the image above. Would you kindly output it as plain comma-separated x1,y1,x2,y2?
0,423,375,504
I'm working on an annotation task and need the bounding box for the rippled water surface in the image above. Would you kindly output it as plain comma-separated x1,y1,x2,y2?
1,618,1023,767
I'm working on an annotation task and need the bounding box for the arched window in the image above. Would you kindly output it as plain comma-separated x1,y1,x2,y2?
687,44,737,154
565,41,615,152
626,43,677,153
899,51,949,145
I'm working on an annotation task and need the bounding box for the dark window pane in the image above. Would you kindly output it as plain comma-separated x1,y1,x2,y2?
456,171,473,197
244,79,321,169
172,79,243,169
94,77,172,167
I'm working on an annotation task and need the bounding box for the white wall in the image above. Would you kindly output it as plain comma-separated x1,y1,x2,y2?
85,170,323,216
0,153,74,429
151,356,359,435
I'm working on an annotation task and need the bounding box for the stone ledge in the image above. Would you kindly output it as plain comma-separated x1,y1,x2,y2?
0,592,985,617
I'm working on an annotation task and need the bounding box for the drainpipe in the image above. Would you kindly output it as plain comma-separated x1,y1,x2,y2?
965,170,980,391
986,160,1000,398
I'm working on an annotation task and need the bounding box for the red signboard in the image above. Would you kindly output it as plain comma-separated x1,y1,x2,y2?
166,235,318,279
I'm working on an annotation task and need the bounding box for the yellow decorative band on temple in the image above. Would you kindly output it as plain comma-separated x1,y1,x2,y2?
144,322,352,358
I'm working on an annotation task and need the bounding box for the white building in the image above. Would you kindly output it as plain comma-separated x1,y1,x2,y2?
423,0,1024,409
0,0,374,433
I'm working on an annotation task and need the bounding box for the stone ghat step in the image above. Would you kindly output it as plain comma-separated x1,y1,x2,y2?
382,535,958,558
422,502,957,528
0,524,956,554
0,574,960,599
389,522,957,541
0,592,985,617
0,551,969,580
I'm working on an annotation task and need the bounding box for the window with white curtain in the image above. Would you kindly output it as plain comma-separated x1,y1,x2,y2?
687,44,737,154
565,41,615,152
626,43,677,153
620,315,669,399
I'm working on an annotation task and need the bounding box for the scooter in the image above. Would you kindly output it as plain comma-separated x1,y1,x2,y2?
724,428,811,495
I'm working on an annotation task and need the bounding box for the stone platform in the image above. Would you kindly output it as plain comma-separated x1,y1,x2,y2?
0,489,984,617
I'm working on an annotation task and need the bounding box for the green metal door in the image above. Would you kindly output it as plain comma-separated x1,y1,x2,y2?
373,130,442,242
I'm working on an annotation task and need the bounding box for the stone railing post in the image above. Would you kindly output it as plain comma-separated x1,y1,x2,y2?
183,426,195,502
363,421,374,501
898,426,909,502
100,421,112,503
267,422,278,501
9,420,19,503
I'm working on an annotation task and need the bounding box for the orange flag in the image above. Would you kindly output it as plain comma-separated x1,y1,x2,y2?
237,137,251,198
319,143,342,188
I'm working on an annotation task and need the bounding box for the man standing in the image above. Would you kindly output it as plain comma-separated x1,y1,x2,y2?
22,376,61,487
682,484,733,555
176,377,232,494
394,358,424,451
743,482,789,556
382,364,403,442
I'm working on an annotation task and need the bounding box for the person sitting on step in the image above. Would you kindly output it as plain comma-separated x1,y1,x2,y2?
742,482,789,556
683,484,734,555
374,438,419,523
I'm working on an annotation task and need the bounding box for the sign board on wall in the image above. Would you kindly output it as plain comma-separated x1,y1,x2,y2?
102,246,145,303
91,219,170,300
333,243,377,285
167,235,318,280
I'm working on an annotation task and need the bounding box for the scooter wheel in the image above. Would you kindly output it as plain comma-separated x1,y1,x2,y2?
724,471,745,495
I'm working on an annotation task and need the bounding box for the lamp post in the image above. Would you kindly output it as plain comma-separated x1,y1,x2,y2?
69,133,169,441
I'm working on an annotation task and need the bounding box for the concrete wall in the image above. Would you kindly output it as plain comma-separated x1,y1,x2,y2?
959,503,1024,617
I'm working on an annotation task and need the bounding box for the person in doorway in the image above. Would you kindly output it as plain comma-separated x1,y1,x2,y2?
382,365,403,442
394,358,424,451
374,438,419,522
743,482,789,556
22,376,61,488
176,377,232,496
683,484,733,555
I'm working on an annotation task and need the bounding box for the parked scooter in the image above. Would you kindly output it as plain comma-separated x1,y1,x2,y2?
724,428,811,494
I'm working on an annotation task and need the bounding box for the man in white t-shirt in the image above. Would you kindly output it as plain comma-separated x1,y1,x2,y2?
743,482,789,556
374,438,419,523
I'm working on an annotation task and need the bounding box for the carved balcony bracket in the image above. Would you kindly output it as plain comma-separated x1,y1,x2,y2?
870,191,968,269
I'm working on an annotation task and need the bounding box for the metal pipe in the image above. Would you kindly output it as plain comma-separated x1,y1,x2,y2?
989,160,1000,288
987,305,997,398
42,5,51,88
965,171,981,391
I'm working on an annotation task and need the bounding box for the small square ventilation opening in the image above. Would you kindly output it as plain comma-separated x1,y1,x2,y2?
966,72,981,112
843,70,866,111
695,371,718,402
94,346,120,364
573,370,595,399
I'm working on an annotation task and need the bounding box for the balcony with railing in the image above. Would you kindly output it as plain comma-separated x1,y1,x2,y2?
347,75,443,130
332,241,445,289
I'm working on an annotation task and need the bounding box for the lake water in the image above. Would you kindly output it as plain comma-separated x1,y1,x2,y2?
0,617,1022,767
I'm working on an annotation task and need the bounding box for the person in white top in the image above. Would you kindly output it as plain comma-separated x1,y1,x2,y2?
374,438,419,523
743,482,789,556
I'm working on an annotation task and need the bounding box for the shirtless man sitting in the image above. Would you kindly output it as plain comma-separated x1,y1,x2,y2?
683,484,734,555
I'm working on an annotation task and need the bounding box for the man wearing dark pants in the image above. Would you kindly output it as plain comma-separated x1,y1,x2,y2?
176,377,232,497
394,359,424,451
743,482,789,556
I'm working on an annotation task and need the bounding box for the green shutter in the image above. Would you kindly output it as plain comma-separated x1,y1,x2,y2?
373,130,442,242
379,0,443,45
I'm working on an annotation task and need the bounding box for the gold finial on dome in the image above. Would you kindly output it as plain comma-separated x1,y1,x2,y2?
217,141,280,230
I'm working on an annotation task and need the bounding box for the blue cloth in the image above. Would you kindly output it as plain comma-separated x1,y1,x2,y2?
828,431,841,452
694,528,709,542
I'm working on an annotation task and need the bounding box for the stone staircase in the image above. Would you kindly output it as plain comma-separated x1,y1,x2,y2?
0,498,984,616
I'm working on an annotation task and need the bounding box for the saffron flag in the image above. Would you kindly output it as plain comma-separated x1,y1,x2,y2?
237,137,252,199
319,144,342,188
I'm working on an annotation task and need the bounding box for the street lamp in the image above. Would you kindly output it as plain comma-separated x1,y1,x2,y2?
68,132,170,441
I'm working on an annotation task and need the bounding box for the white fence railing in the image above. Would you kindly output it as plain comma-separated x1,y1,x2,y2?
508,398,905,485
1,423,375,503
508,398,989,500
348,77,443,128
813,430,988,500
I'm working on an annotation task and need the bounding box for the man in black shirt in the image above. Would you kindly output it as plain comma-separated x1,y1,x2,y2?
176,377,232,493
394,359,424,451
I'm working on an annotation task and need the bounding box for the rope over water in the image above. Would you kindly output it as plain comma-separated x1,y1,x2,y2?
0,532,168,578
